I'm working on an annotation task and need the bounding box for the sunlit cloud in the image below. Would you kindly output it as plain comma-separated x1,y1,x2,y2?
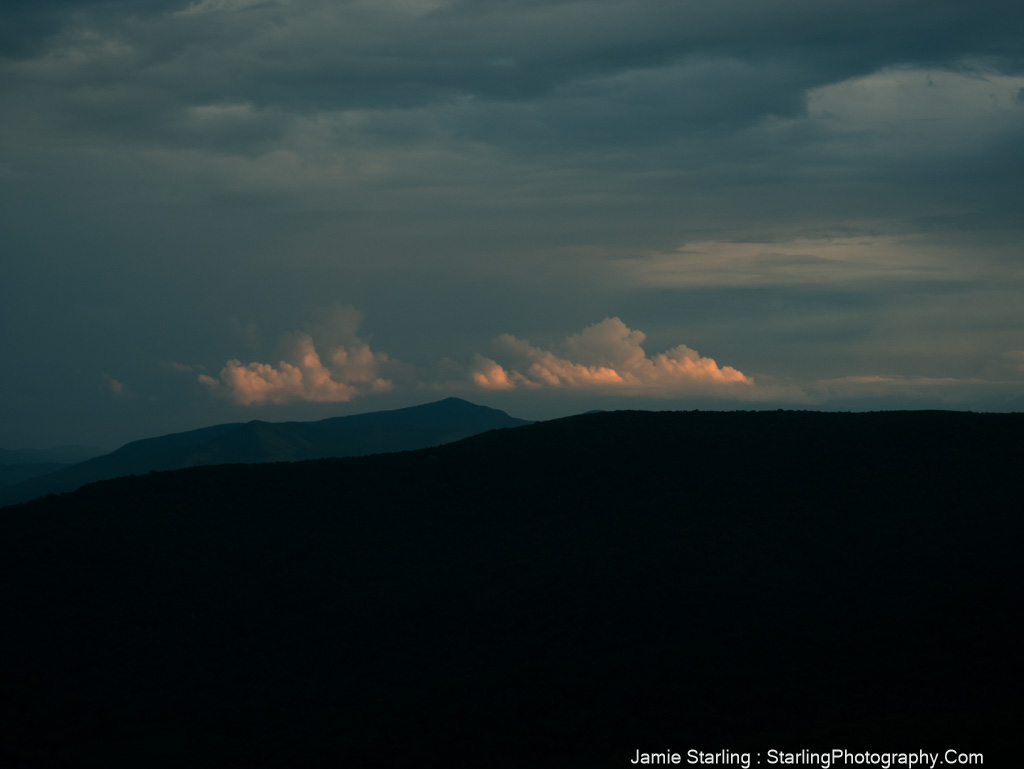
468,354,516,390
198,310,1020,410
202,306,405,405
468,317,756,396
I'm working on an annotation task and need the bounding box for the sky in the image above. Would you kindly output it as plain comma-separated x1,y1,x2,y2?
2,0,1023,449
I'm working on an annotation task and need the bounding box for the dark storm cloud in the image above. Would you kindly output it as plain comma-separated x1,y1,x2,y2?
0,0,186,57
4,0,1021,229
3,0,1021,204
6,1,1024,133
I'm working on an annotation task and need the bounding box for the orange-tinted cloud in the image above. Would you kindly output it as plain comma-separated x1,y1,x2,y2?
469,354,516,390
103,373,135,400
202,307,401,405
469,317,752,395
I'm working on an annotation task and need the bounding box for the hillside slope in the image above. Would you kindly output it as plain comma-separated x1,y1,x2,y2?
1,410,1020,767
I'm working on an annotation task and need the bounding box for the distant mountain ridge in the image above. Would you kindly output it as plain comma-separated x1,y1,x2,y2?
0,444,109,489
0,398,530,506
0,445,108,465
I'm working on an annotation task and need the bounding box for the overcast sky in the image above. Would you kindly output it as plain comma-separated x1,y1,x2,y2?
2,0,1023,448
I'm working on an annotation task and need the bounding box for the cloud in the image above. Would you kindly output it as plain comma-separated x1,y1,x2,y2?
468,354,516,390
468,317,755,396
102,374,135,400
804,66,1024,158
998,350,1024,378
202,306,404,405
177,0,278,17
626,235,977,289
4,0,1024,449
809,348,1024,405
807,374,1002,406
977,350,1024,381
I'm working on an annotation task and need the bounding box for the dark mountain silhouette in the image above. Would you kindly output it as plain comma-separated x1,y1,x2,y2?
0,398,529,505
1,410,1020,767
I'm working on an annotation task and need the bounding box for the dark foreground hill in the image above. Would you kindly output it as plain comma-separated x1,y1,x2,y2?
1,410,1021,767
0,398,529,506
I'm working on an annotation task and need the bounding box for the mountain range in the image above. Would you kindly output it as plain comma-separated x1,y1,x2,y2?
0,397,530,506
0,445,108,488
1,408,1019,766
